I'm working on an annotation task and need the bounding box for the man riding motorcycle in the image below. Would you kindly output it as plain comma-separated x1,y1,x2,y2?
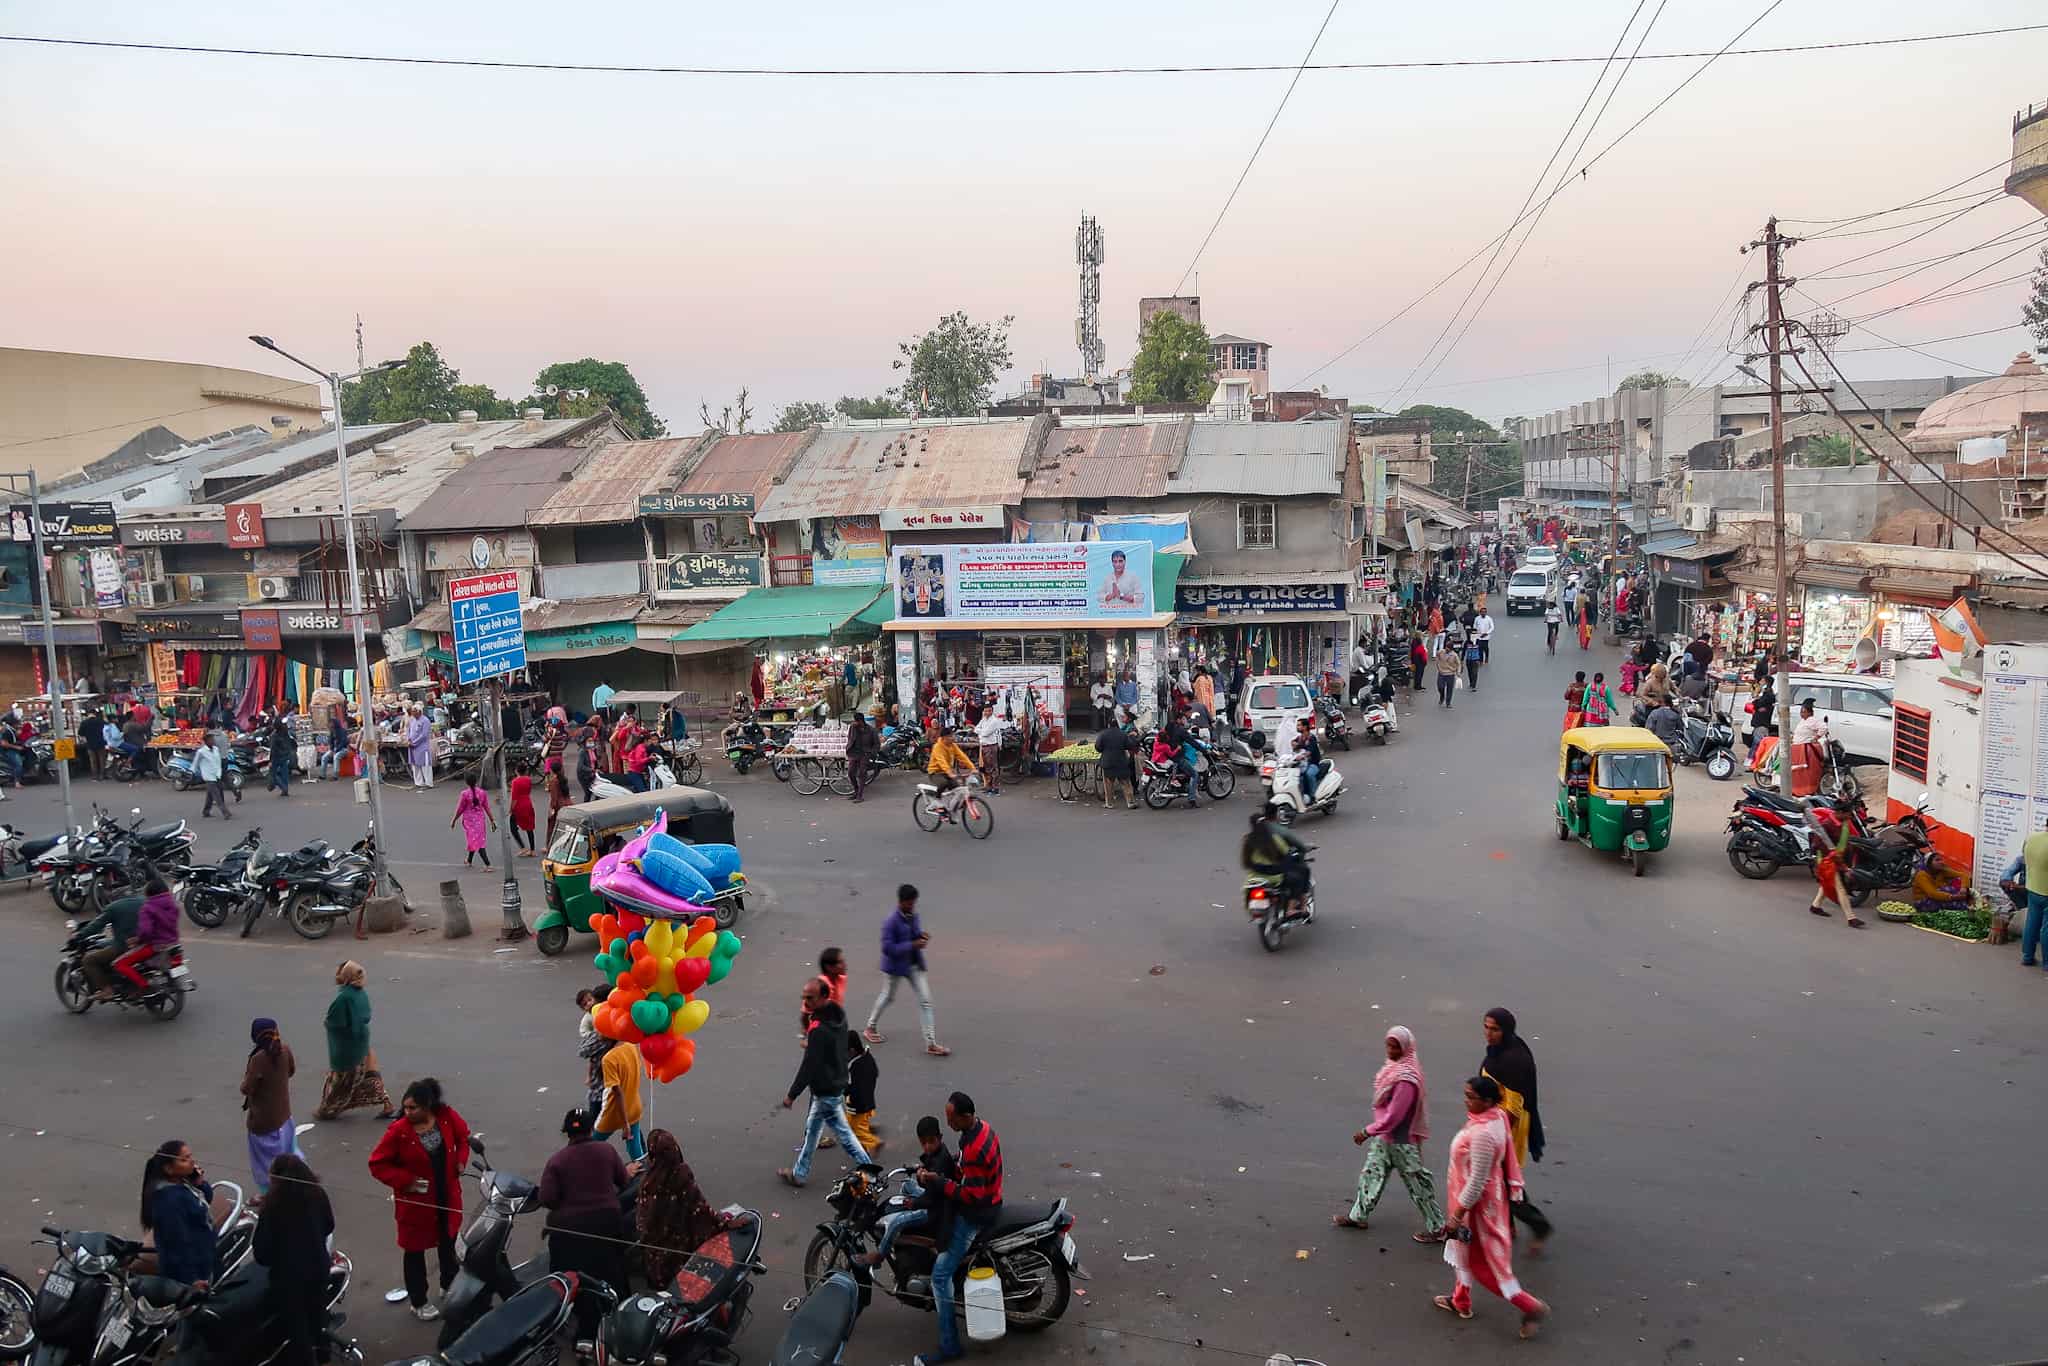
77,892,145,998
1242,803,1313,911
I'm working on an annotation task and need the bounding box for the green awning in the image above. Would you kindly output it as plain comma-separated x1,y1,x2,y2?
674,584,889,644
1153,553,1186,607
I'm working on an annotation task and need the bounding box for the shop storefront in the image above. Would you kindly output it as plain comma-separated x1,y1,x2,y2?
1795,564,1874,673
881,541,1180,732
1868,570,1972,675
675,584,890,720
1173,580,1353,682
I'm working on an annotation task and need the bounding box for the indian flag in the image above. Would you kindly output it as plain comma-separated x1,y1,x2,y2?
1930,597,1986,673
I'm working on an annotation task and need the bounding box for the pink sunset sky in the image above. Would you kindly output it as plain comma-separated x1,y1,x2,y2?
1,0,2043,430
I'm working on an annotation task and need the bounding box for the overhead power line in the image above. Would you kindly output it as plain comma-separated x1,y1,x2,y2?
1171,0,1343,295
1381,0,1658,410
1806,222,2047,306
1803,215,2041,283
1291,0,1788,392
1790,154,2021,236
0,23,2040,77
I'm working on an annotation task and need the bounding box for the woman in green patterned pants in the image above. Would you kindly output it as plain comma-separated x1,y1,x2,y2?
1334,1025,1445,1240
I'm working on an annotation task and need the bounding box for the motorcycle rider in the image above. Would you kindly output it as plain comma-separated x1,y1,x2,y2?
109,870,181,998
1644,698,1686,751
1291,717,1323,800
0,710,27,787
79,891,145,1000
1242,803,1312,913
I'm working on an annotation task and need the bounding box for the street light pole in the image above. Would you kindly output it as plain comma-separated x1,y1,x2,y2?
326,369,398,901
250,336,402,902
22,470,75,832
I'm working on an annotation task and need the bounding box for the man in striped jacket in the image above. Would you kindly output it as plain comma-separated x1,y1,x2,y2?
916,1091,1004,1365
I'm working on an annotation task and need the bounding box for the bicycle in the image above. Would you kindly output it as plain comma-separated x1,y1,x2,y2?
912,772,995,839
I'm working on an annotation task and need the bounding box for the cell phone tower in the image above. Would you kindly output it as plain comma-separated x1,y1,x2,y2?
1075,214,1106,380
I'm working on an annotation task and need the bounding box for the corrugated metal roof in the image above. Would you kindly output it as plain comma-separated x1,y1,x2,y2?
249,417,617,519
525,594,646,631
196,423,411,488
402,446,596,532
1022,419,1187,499
529,437,700,527
676,431,810,504
1174,421,1342,495
755,419,1040,522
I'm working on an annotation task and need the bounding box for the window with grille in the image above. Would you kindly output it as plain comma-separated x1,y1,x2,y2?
1237,502,1276,549
1892,702,1931,781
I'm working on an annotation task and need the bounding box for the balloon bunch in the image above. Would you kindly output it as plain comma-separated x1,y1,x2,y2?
589,911,743,1083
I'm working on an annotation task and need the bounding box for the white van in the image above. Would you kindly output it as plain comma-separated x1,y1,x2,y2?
1505,566,1553,615
1239,675,1316,746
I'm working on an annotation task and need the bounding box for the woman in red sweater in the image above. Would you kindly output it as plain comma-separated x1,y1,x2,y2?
367,1078,470,1320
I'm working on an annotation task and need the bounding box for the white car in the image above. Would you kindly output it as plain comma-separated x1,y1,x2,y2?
1523,544,1560,569
1238,674,1316,748
1504,566,1553,615
1785,672,1895,763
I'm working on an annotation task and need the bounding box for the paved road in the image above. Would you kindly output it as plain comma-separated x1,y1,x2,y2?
0,613,2036,1365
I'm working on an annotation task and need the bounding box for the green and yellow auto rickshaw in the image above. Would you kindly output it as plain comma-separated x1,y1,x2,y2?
536,787,741,955
1556,726,1674,876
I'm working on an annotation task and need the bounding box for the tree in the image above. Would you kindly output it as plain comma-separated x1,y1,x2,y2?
2025,245,2048,349
1618,370,1677,391
892,311,1014,417
340,341,512,424
773,400,833,433
1802,432,1862,467
527,358,666,438
1399,405,1520,511
1350,403,1383,414
1126,311,1215,404
836,394,905,420
699,388,754,435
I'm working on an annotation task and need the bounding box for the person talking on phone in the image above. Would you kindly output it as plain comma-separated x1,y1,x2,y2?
140,1139,217,1289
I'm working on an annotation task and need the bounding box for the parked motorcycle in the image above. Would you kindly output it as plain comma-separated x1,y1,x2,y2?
596,1209,765,1366
0,819,74,893
237,840,370,941
1668,701,1738,780
1314,696,1352,751
1245,844,1316,953
1359,694,1397,745
801,1164,1079,1340
0,1264,33,1360
1259,752,1346,822
1724,789,1818,880
390,1272,614,1366
178,829,266,929
1217,726,1268,773
54,918,195,1021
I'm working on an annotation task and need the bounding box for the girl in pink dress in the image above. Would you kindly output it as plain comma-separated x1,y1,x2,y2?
450,774,496,867
1436,1075,1548,1338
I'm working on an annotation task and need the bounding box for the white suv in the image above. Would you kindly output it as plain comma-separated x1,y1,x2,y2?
1785,672,1894,763
1505,567,1553,615
1523,544,1559,569
1238,675,1316,747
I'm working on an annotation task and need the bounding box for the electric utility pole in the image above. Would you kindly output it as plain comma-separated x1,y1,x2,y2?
1755,217,1797,783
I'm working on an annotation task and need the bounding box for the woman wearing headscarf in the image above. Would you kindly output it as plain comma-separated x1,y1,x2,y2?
1480,1008,1553,1248
241,1017,300,1193
314,962,394,1122
1433,1076,1548,1338
635,1129,734,1290
1333,1025,1444,1239
539,1108,630,1341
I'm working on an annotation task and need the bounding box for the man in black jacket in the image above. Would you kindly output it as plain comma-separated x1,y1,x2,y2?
778,979,870,1187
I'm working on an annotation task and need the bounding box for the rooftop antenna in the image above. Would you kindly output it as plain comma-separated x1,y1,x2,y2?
1075,213,1106,380
354,314,366,375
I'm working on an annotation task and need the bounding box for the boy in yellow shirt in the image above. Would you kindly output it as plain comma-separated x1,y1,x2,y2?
596,1038,645,1160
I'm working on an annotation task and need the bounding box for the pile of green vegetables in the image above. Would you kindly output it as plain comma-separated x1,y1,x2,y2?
1911,905,1994,940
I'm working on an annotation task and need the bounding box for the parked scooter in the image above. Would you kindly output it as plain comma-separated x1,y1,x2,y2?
161,1250,362,1366
768,1269,869,1366
1358,694,1397,745
1259,751,1346,822
386,1272,615,1366
596,1209,766,1366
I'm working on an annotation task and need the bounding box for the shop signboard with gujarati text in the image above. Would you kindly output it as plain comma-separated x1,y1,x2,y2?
1175,581,1347,616
639,492,756,517
8,501,118,548
120,611,243,643
882,506,1002,532
120,519,226,546
892,541,1154,621
449,570,525,685
225,503,266,548
240,609,282,650
662,552,765,590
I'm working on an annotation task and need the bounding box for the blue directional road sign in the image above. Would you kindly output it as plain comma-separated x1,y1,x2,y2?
448,570,525,685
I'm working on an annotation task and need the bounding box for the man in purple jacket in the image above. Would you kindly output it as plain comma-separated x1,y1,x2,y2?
863,885,948,1056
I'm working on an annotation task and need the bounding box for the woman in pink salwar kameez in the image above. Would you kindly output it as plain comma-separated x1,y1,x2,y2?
1436,1075,1549,1339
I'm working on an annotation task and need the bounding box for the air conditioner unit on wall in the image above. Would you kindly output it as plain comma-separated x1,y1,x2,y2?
1681,504,1715,532
256,576,291,601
